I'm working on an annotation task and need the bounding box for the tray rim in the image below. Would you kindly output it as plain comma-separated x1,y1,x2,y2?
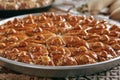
0,56,120,70
0,13,120,77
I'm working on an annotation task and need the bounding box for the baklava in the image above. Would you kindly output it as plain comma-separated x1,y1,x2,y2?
0,13,119,66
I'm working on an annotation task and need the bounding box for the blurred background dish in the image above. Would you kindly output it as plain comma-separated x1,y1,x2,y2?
0,0,54,18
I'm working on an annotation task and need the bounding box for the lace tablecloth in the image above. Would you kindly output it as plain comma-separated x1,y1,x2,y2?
0,0,120,80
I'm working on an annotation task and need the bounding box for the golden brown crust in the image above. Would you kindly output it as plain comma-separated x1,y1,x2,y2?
0,13,119,66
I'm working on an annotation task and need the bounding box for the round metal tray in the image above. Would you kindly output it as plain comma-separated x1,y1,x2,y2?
0,13,120,78
0,0,54,18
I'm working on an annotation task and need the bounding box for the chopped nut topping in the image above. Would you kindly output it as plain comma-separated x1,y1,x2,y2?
0,13,119,66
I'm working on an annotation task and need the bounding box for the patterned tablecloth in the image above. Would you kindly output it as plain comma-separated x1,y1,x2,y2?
0,0,120,80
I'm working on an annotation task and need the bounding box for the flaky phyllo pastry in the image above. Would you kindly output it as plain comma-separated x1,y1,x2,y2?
0,13,119,66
